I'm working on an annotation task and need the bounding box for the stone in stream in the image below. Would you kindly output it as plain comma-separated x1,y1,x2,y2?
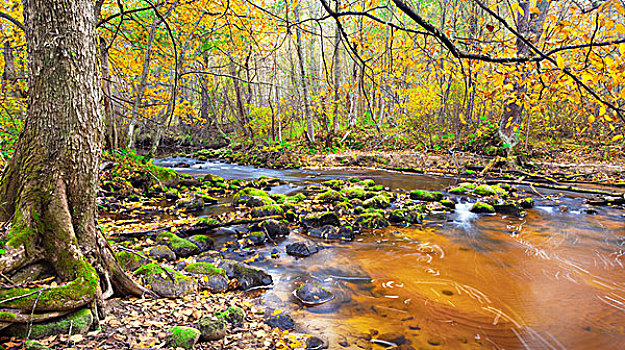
286,241,321,258
264,309,295,331
148,245,176,261
470,201,495,214
306,336,328,349
258,219,290,238
251,204,284,218
305,225,355,241
301,212,341,228
157,232,201,258
175,197,205,212
215,259,273,291
493,200,523,216
294,283,334,306
409,190,444,202
188,234,215,252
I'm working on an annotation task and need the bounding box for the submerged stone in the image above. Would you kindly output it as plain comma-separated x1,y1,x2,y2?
264,309,295,331
286,241,321,257
305,225,354,241
216,259,273,290
295,283,334,306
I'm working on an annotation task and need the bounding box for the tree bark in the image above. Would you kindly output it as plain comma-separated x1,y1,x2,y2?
0,0,150,320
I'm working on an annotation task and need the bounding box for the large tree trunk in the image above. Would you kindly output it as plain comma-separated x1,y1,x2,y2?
0,0,149,323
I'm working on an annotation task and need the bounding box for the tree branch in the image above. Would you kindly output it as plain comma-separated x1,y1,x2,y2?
0,11,25,34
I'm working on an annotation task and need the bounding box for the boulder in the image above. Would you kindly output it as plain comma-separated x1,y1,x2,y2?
301,212,340,228
305,225,354,241
198,317,227,341
264,309,295,331
168,326,201,349
286,242,320,258
135,263,198,298
149,245,176,261
294,283,334,306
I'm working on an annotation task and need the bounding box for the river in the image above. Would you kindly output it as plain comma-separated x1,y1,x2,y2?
156,157,625,349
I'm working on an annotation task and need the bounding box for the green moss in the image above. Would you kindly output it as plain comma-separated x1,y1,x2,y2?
184,262,226,276
440,199,456,209
270,194,288,203
342,187,367,200
115,251,147,272
216,306,245,326
169,326,201,349
199,217,220,226
233,187,270,203
363,195,390,209
449,182,476,194
286,193,306,203
410,190,444,201
135,263,192,284
518,197,535,208
4,309,93,339
471,202,496,213
157,232,198,250
317,189,345,203
0,311,16,320
348,178,361,183
322,179,344,190
359,179,376,187
356,212,389,228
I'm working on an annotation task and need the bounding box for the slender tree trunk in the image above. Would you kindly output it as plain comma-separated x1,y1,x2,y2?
100,37,119,150
0,0,149,322
294,4,315,143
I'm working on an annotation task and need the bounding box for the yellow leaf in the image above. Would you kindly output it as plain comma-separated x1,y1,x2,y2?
556,55,565,70
589,115,596,123
459,113,467,125
530,6,540,14
616,23,625,34
612,135,623,142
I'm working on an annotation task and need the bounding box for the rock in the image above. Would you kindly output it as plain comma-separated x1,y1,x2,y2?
244,231,266,245
440,199,456,209
233,188,275,207
305,225,355,241
168,326,201,349
473,184,509,198
23,341,48,350
115,250,149,271
317,189,345,203
471,202,495,214
409,190,444,202
175,197,205,212
375,332,406,346
519,197,535,209
188,234,215,252
286,241,320,257
388,208,422,224
301,212,341,227
3,309,93,339
251,204,284,218
294,283,334,306
173,162,191,168
148,245,176,261
448,182,476,194
356,212,389,228
157,232,201,258
306,336,327,349
264,309,295,331
259,219,290,238
363,195,391,209
216,259,273,290
218,306,245,326
584,207,599,215
200,274,229,293
198,317,227,341
135,263,198,298
493,200,523,216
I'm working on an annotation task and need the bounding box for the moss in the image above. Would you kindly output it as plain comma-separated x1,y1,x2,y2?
199,217,220,226
322,179,344,190
216,306,245,326
410,190,444,201
115,251,147,272
286,193,306,203
342,187,368,200
201,195,218,205
233,187,270,203
270,194,288,203
473,184,509,197
356,212,389,228
359,179,376,187
135,263,192,284
518,197,535,209
169,326,201,349
157,232,198,250
251,204,284,218
440,199,456,209
449,182,476,194
0,311,17,320
363,195,390,209
347,178,361,183
184,262,226,276
317,189,345,203
4,309,93,339
23,340,48,349
471,202,496,213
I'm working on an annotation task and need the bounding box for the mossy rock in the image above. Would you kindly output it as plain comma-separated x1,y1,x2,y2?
449,182,476,194
115,250,149,271
201,195,218,205
359,179,376,188
188,234,215,252
317,189,345,203
347,178,361,183
184,262,226,277
169,326,201,349
216,306,245,326
233,187,270,204
440,199,456,209
473,184,509,198
471,202,496,213
301,211,341,228
3,309,93,339
251,204,284,218
356,212,389,229
388,208,422,224
197,317,227,341
198,217,220,226
363,195,391,209
518,197,534,209
341,187,371,200
409,190,444,202
135,263,198,298
149,245,176,261
286,193,306,203
322,179,344,190
157,232,201,258
270,194,288,203
24,340,48,350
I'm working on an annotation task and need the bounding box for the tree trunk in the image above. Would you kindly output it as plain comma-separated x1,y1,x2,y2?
0,0,150,321
294,4,315,143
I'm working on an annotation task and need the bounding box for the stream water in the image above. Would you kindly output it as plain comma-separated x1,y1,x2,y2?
156,157,625,349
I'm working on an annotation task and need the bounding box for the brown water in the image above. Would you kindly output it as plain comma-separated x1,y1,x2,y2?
158,157,625,349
